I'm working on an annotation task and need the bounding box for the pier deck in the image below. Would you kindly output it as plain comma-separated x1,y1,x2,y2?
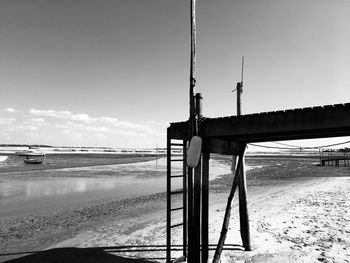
169,103,350,155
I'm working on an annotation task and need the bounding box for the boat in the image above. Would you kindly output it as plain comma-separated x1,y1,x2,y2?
24,155,45,164
16,121,46,157
16,146,45,156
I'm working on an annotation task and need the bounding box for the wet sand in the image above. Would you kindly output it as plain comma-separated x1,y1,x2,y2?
55,157,350,262
0,153,234,261
1,156,349,262
0,153,162,173
0,154,168,219
58,177,349,263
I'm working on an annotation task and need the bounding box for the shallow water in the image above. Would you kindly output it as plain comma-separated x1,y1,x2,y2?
0,156,8,166
0,156,240,218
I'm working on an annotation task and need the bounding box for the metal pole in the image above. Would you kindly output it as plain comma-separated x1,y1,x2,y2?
189,0,197,128
237,56,244,116
237,82,242,116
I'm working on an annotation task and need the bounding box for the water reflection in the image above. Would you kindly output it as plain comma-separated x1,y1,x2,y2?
0,156,8,167
0,157,240,211
0,156,8,162
22,178,119,198
0,176,142,201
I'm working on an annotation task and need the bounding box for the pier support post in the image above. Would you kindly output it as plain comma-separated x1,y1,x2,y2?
212,143,250,262
187,164,194,261
202,152,210,263
193,156,202,262
238,146,251,251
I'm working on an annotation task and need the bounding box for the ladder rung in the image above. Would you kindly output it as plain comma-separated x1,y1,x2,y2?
171,207,184,212
170,189,183,195
171,159,184,162
170,223,184,228
171,175,183,178
170,143,184,146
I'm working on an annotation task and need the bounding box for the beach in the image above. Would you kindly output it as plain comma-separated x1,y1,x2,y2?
0,154,349,262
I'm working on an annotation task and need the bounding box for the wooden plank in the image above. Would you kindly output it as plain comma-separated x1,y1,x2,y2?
206,138,240,155
168,103,350,143
205,103,350,141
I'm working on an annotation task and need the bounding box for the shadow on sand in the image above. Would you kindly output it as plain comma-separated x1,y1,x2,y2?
1,247,157,263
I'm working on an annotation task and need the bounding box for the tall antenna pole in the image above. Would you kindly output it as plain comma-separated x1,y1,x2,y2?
237,56,244,116
241,56,244,84
214,57,247,263
188,1,197,262
189,0,197,132
237,55,251,252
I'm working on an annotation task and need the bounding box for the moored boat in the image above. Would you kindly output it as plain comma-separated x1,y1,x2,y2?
24,155,45,164
16,146,45,156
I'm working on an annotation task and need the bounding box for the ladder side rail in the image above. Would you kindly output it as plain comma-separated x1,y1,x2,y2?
166,129,171,263
183,140,188,258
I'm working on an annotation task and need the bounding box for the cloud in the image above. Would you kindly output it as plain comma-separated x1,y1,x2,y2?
96,133,105,138
3,108,17,113
29,108,162,136
99,117,118,123
31,118,48,126
1,108,165,147
29,109,74,119
0,118,16,125
62,129,82,138
29,109,112,124
56,122,111,133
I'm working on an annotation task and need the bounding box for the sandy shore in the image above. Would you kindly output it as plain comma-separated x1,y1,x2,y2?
1,156,349,262
42,176,349,263
212,176,350,262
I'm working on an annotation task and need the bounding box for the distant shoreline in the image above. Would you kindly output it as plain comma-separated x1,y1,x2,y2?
0,153,161,174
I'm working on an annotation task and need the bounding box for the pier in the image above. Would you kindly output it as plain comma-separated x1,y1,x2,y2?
166,102,350,263
165,1,350,262
320,150,350,167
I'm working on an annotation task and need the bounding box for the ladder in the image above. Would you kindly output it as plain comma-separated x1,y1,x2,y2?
166,130,187,263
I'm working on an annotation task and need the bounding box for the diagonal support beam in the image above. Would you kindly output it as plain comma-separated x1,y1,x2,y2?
212,143,247,262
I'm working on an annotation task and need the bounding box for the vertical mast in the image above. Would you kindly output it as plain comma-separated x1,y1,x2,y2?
189,0,197,134
188,1,197,262
241,56,244,84
237,56,244,116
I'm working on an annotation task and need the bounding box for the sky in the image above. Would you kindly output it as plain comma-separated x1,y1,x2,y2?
1,0,350,148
